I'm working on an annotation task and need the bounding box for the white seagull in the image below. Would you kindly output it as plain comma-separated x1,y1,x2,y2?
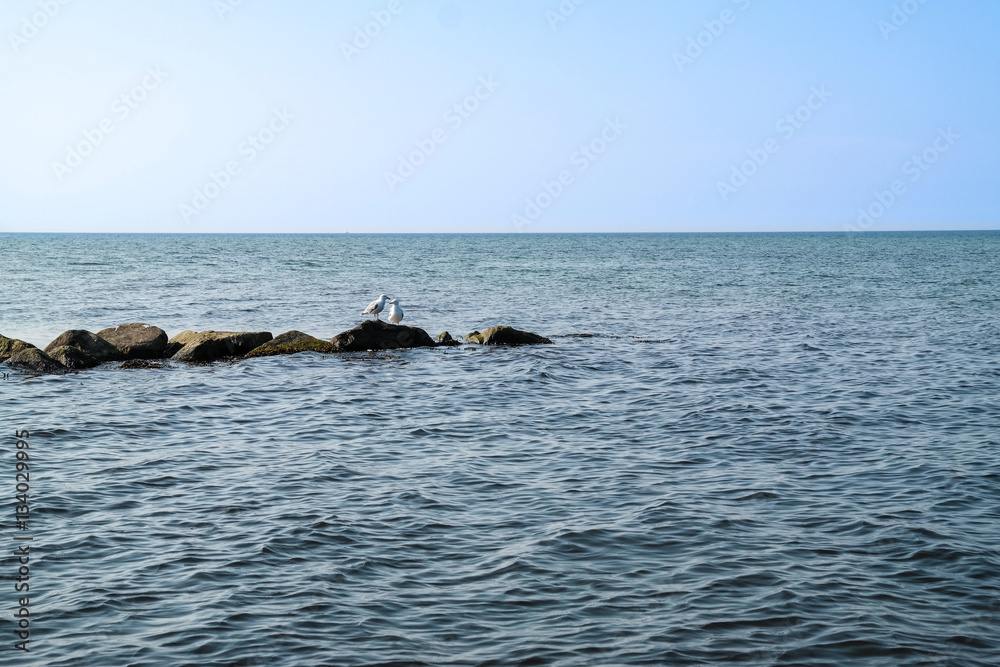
386,299,404,325
362,294,390,320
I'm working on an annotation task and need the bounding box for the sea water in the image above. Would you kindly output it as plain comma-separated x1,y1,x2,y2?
1,232,998,665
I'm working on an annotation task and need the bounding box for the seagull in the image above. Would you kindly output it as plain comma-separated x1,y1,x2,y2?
362,294,389,321
387,299,404,325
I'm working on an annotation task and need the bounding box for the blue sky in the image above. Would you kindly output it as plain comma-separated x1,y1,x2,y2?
0,0,997,233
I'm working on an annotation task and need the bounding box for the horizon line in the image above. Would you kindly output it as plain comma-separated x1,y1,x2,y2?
1,229,998,236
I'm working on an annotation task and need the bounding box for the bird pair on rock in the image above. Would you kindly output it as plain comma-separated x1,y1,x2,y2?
362,294,404,324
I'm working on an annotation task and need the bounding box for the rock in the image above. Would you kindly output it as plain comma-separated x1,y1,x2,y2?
44,330,122,363
245,331,338,358
329,320,436,352
120,359,164,370
171,331,274,363
47,345,100,370
465,326,553,346
97,323,168,360
164,330,200,357
0,334,36,362
7,347,65,374
435,332,461,347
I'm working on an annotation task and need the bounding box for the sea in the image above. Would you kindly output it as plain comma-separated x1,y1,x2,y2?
1,232,998,666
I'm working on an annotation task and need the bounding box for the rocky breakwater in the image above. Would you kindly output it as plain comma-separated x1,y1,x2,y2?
43,330,123,369
435,332,462,347
239,323,445,359
1,333,65,374
1,322,173,373
98,323,169,360
245,331,338,358
328,320,437,353
1,334,37,362
2,321,554,374
465,326,553,346
242,322,552,357
167,331,274,363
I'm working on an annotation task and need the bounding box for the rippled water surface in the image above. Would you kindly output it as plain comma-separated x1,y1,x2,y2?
2,232,999,666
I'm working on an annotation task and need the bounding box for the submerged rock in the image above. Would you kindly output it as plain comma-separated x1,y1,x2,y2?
246,331,337,358
0,334,36,362
465,326,553,346
8,347,65,374
330,320,436,352
44,330,122,364
435,332,461,347
47,345,100,370
97,323,168,360
171,331,274,363
120,359,164,370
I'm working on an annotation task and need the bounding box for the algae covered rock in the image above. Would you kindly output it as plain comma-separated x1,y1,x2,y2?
97,323,168,360
465,326,552,346
120,359,164,370
330,320,436,352
171,331,274,363
246,331,337,358
0,334,36,362
8,347,66,374
435,332,461,347
44,330,121,363
46,345,100,370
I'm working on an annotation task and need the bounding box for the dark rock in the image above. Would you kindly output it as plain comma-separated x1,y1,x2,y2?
465,326,553,346
97,323,168,360
44,330,122,363
246,331,337,358
7,347,65,374
171,331,274,363
0,334,36,362
330,320,436,352
120,359,164,370
47,345,100,369
435,332,461,347
164,330,199,357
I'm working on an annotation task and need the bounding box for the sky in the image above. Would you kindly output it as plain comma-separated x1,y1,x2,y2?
0,0,998,233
